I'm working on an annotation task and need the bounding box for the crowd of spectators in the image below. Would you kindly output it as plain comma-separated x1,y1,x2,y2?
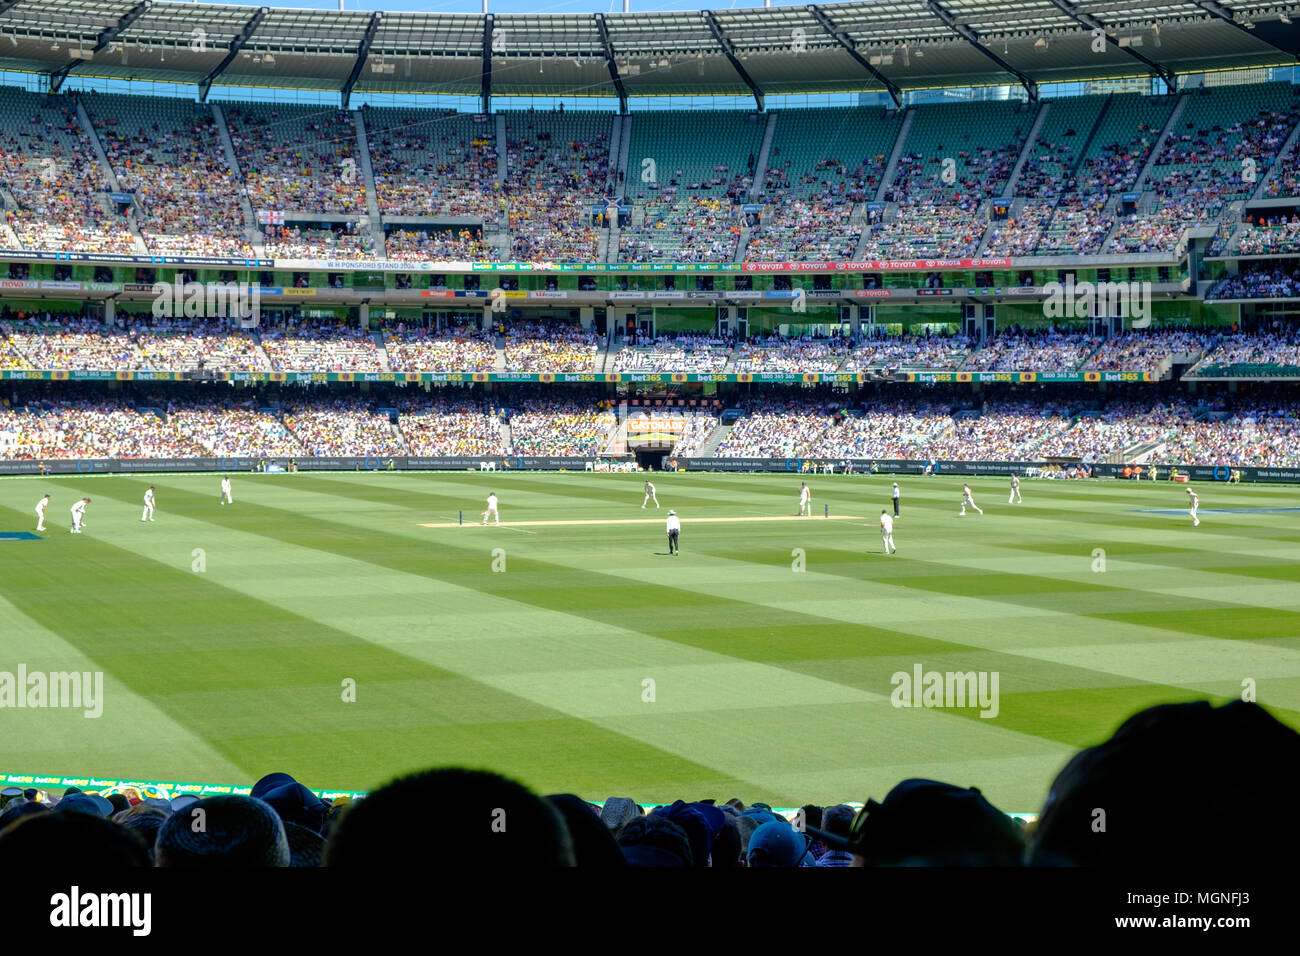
732,335,847,373
282,398,404,457
1194,327,1300,370
505,396,616,456
1084,329,1215,371
368,111,499,218
1,700,1295,869
612,331,732,373
503,121,606,262
961,328,1102,372
1038,399,1193,460
384,323,497,373
620,198,740,263
165,400,302,457
849,332,973,370
1230,216,1300,256
669,413,720,457
398,395,506,456
744,200,860,262
385,228,497,262
94,104,251,257
260,322,382,372
1208,264,1300,300
227,106,367,214
263,224,373,260
503,322,599,373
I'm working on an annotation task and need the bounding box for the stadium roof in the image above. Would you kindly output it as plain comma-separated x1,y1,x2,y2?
0,0,1297,107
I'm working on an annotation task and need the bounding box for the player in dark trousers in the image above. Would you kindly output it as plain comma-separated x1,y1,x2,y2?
666,509,681,555
892,482,900,516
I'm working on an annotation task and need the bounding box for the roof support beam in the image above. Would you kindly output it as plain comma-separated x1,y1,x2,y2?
1184,0,1300,60
924,0,1037,102
341,11,382,110
481,13,493,115
1048,0,1174,90
808,4,901,108
594,13,627,114
702,10,764,112
50,0,153,93
199,6,268,103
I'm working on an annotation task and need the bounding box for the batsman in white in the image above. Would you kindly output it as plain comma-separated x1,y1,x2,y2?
799,482,812,517
482,492,500,526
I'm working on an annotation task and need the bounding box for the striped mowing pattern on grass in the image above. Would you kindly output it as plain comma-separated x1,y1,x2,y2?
1,471,1297,813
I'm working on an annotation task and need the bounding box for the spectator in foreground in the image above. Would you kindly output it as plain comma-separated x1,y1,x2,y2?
326,768,575,867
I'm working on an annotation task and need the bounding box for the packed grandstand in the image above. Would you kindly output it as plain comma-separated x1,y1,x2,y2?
0,1,1296,479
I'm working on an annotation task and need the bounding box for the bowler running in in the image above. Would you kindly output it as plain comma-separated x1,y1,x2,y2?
960,484,983,516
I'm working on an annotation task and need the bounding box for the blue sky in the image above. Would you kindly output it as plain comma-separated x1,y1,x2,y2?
201,0,807,12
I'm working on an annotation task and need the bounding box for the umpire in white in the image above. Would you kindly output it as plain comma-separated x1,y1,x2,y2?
666,509,681,556
891,482,900,516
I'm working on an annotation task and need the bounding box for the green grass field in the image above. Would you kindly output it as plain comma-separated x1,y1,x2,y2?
2,470,1298,813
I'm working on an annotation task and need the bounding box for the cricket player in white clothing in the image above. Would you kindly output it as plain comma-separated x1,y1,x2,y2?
1009,474,1022,504
36,494,50,532
70,497,89,533
880,510,896,554
891,482,900,517
959,484,983,516
799,482,812,516
1187,487,1200,527
642,480,659,509
482,492,500,525
141,486,156,522
220,476,233,505
666,509,681,555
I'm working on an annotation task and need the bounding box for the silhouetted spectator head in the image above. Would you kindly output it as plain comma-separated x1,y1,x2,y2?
251,773,329,834
809,779,1024,866
114,806,168,865
0,811,150,867
326,768,575,867
155,795,290,867
650,800,726,868
617,814,693,867
0,799,48,834
546,794,626,868
747,819,811,868
1030,700,1300,867
599,797,641,837
284,822,328,867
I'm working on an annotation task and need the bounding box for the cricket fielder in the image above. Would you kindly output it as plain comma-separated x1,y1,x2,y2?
35,494,49,531
70,497,89,533
891,482,900,517
482,492,500,526
1188,487,1200,527
220,476,233,505
1009,474,1022,504
799,482,812,517
141,485,156,522
880,510,896,554
666,509,680,555
960,484,983,516
642,480,660,509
